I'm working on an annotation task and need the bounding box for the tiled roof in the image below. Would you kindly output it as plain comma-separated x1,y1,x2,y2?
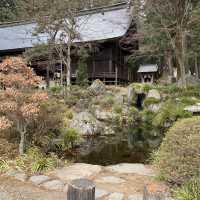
137,64,158,73
0,3,131,52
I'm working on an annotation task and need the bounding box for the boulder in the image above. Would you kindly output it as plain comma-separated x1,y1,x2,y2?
48,163,102,182
41,180,65,191
29,175,51,185
94,109,114,121
178,74,200,87
70,112,103,136
5,170,27,182
108,192,124,200
89,79,106,96
127,87,136,105
147,104,162,112
96,176,125,184
95,188,110,199
128,194,143,200
147,89,161,100
106,163,155,177
184,104,200,113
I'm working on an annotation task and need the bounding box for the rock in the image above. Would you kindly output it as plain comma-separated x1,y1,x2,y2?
128,194,143,200
49,163,102,182
95,188,110,199
106,164,155,176
94,109,114,121
89,79,106,96
70,112,103,136
147,104,162,112
184,104,200,113
5,170,27,182
29,175,51,185
147,89,161,100
127,87,136,105
108,192,124,200
178,74,200,87
41,180,64,191
96,176,125,184
0,192,12,200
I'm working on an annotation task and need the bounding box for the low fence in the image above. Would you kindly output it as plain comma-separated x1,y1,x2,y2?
67,179,170,200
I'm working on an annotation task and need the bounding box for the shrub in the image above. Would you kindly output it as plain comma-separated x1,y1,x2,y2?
143,97,160,107
66,111,74,119
50,85,63,94
15,147,59,173
113,105,122,114
154,117,200,185
101,96,114,108
60,128,80,149
173,178,200,200
0,159,9,173
152,100,192,130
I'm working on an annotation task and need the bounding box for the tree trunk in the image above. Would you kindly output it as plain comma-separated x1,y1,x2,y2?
66,39,71,88
19,130,25,155
195,53,199,79
176,29,187,88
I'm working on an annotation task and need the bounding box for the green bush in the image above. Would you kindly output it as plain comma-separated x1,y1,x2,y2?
173,178,200,200
60,128,80,149
0,159,9,173
143,97,160,107
154,117,200,185
152,100,192,130
113,105,123,114
101,96,114,108
76,60,88,86
50,85,63,94
15,148,59,173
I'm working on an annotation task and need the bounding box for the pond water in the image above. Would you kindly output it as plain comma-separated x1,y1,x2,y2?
74,135,149,166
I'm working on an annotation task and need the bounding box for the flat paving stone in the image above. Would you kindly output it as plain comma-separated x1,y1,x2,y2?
49,163,102,182
108,192,124,200
106,164,155,176
42,180,64,191
96,176,125,184
29,175,51,185
5,170,27,182
128,194,143,200
95,188,110,199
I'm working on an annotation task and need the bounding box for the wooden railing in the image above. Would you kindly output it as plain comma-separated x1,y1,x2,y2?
67,179,170,200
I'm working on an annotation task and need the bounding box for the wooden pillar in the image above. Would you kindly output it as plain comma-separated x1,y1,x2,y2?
143,184,168,200
115,65,118,86
67,179,95,200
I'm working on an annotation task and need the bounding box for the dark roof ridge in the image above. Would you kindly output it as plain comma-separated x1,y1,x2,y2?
0,2,128,28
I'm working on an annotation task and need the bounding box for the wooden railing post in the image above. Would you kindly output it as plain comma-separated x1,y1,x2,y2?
67,179,95,200
143,184,169,200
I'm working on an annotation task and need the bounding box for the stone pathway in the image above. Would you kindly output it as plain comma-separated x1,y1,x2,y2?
0,163,169,200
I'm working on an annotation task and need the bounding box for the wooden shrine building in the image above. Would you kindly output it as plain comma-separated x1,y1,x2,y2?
0,3,138,85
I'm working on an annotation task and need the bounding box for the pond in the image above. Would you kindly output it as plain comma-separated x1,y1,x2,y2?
74,135,149,166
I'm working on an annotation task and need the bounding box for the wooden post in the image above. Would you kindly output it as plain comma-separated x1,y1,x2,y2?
195,53,199,79
67,179,95,200
143,184,169,200
115,66,118,86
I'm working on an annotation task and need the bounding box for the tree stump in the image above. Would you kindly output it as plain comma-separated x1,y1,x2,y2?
143,183,169,200
67,179,95,200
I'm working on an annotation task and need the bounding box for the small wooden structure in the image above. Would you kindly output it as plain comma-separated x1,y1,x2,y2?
137,64,159,83
68,179,95,200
